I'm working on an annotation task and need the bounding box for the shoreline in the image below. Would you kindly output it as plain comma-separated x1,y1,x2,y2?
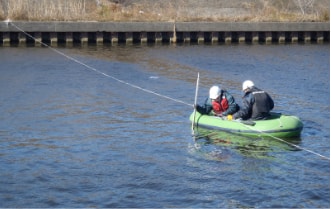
0,21,329,45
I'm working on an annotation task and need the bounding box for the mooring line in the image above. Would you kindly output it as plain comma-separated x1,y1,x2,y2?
7,21,193,107
196,125,330,161
238,121,330,160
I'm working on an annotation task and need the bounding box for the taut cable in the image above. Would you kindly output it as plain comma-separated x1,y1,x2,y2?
8,21,193,108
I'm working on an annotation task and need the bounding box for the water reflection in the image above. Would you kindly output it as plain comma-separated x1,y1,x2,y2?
191,127,302,160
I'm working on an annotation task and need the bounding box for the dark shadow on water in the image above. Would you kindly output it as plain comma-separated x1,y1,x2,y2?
192,127,302,160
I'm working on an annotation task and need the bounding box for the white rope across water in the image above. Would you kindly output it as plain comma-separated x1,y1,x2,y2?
238,119,330,160
7,21,193,107
7,20,329,161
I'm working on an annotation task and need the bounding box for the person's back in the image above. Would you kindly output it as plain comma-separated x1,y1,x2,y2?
233,80,274,120
249,86,274,119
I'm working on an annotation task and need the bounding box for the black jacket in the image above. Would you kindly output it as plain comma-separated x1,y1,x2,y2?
233,86,274,120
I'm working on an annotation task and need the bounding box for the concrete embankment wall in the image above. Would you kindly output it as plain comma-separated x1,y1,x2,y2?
0,21,329,46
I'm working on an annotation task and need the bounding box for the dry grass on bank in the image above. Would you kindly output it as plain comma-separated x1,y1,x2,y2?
0,0,329,22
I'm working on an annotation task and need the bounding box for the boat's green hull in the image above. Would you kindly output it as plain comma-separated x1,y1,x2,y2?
190,112,303,138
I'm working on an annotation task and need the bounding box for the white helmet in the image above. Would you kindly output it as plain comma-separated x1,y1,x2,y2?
209,85,221,99
242,80,254,91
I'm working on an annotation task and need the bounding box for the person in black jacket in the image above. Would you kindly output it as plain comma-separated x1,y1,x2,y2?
233,80,274,120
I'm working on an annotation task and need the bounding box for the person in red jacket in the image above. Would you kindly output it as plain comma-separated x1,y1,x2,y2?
196,85,239,117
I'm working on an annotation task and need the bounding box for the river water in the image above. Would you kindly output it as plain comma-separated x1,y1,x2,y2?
0,43,329,208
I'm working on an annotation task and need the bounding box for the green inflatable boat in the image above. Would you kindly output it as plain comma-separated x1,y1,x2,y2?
190,112,303,138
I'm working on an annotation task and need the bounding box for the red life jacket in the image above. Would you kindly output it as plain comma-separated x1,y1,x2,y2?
212,97,229,115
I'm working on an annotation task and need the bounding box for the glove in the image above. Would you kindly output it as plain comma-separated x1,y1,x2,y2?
227,114,233,120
